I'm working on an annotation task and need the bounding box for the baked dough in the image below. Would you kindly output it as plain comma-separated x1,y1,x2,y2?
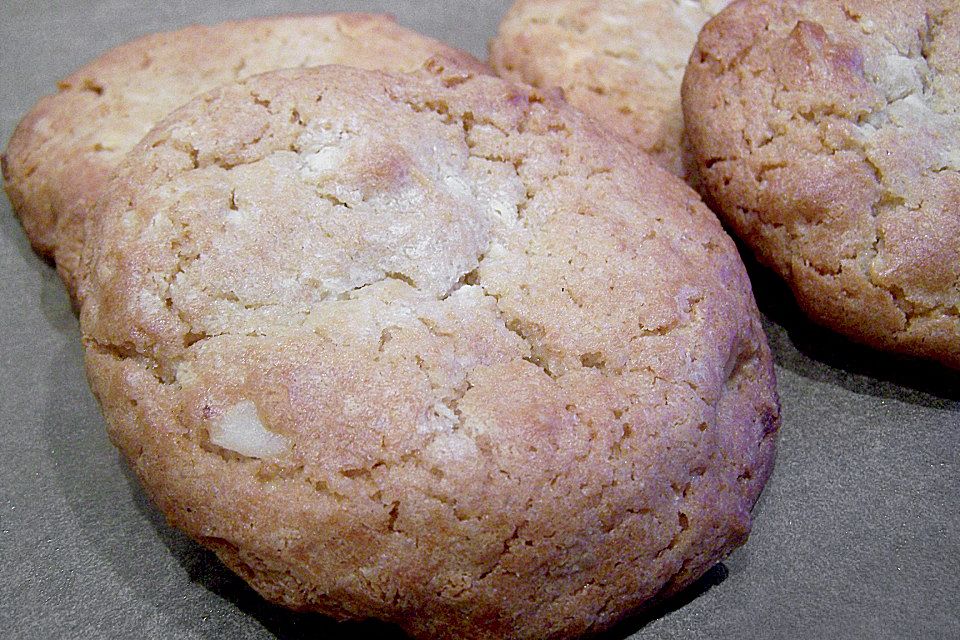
491,0,732,179
80,63,779,638
683,0,960,367
2,13,487,302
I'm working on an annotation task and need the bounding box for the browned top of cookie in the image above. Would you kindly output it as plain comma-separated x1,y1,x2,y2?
490,0,732,178
1,13,487,301
683,0,960,367
79,63,778,638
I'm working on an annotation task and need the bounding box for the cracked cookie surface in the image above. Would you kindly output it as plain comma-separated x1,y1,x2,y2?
683,0,960,367
79,63,779,639
1,13,487,302
490,0,732,179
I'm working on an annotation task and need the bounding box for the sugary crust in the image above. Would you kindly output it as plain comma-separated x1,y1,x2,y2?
683,0,960,367
79,63,778,638
490,0,732,178
2,13,488,302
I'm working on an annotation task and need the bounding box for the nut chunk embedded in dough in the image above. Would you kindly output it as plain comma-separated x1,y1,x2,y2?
208,400,289,458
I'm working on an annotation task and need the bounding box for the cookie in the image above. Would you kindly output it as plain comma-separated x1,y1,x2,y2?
490,0,732,178
78,62,778,638
683,0,960,367
1,13,487,303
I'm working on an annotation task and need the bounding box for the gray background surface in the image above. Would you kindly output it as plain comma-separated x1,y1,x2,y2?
0,1,957,638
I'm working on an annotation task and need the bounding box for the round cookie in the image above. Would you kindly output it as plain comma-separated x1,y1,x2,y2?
79,63,779,639
683,0,960,367
490,0,732,179
1,13,487,302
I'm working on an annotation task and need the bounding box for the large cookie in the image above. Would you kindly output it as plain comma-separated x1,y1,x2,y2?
78,63,779,639
490,0,732,178
683,0,960,367
2,13,487,302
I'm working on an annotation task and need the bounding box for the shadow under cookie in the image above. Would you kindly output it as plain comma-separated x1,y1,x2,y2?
740,244,960,407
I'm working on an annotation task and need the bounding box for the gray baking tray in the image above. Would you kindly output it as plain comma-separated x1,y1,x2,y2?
1,1,957,638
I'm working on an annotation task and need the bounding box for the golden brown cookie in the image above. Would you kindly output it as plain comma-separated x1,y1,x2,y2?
79,63,779,639
683,0,960,367
1,13,487,302
490,0,732,178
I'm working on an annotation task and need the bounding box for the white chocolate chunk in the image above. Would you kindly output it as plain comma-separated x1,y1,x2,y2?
208,400,289,458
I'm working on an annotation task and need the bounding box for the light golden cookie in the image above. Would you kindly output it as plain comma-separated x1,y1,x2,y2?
1,13,487,302
684,0,960,367
490,0,732,178
79,63,779,639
